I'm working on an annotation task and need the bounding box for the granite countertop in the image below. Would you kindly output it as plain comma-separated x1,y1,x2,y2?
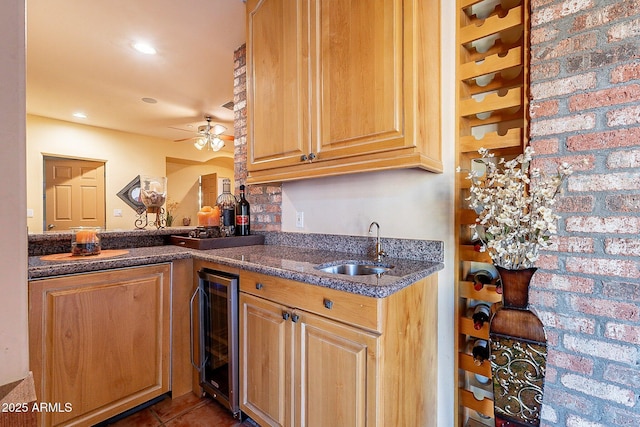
28,245,194,278
28,231,444,298
191,245,443,298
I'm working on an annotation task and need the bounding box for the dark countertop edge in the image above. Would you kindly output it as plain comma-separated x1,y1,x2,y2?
28,245,443,299
28,227,189,241
28,230,444,263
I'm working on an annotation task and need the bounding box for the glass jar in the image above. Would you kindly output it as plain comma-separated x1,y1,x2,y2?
139,175,167,212
71,227,101,256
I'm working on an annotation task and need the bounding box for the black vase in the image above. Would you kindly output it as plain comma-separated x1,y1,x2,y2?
490,266,547,427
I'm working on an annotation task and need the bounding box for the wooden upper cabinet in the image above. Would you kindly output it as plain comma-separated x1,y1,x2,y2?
313,0,404,154
246,0,442,183
246,0,309,170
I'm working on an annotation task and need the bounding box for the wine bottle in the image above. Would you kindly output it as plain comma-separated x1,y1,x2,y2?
473,269,493,291
472,339,490,366
216,178,236,237
472,303,491,330
495,278,503,294
235,185,250,236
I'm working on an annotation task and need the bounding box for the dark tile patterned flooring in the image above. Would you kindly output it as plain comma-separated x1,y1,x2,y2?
101,393,257,427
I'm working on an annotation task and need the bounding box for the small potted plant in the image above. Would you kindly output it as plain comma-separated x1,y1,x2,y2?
165,200,179,227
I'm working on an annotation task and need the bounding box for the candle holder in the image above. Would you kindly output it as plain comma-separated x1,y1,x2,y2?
70,227,101,256
135,206,167,229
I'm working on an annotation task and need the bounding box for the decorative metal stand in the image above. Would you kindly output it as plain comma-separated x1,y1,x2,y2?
490,267,547,427
135,207,166,229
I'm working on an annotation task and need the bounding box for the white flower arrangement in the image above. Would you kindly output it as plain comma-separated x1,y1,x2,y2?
458,147,580,270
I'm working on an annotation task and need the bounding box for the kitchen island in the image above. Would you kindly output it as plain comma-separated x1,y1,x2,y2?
28,230,443,427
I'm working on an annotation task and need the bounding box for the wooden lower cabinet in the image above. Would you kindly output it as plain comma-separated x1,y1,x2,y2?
29,264,171,426
239,270,438,427
240,294,292,426
297,306,378,427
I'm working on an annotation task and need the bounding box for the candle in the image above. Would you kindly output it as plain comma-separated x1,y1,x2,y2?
71,227,101,256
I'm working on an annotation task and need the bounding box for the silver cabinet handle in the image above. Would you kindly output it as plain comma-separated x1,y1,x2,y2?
292,314,300,323
282,311,290,321
189,287,200,371
189,286,208,372
323,298,333,309
256,283,264,290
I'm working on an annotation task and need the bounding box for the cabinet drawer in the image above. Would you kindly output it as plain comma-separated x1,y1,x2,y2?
240,270,381,332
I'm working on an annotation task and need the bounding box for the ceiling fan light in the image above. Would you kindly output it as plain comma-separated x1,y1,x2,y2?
212,124,227,135
211,137,225,152
194,138,206,150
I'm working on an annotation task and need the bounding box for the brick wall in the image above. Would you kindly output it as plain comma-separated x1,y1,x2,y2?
233,44,282,231
528,1,640,425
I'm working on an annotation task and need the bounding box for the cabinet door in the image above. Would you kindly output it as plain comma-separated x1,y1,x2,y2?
246,0,310,171
29,264,171,426
311,0,409,160
295,310,379,427
239,293,294,426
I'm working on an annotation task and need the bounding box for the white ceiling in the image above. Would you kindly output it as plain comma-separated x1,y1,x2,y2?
26,0,246,142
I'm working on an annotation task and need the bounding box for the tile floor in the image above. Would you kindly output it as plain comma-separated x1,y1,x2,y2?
102,392,258,427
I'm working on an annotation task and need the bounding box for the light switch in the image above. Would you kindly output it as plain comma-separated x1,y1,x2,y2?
27,208,34,218
114,209,123,217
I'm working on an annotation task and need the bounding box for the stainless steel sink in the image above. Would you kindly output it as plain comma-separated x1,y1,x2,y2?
316,263,394,276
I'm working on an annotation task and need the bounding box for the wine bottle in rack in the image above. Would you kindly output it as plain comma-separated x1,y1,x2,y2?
495,277,503,294
473,269,493,291
472,303,491,330
472,339,490,366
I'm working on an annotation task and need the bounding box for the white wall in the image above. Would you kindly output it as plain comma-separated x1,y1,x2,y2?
280,2,457,425
0,0,29,386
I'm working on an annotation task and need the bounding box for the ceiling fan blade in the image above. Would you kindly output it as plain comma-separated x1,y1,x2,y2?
173,136,196,142
216,134,235,141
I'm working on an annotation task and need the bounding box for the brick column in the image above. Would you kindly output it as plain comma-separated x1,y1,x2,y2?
233,44,282,231
528,2,640,426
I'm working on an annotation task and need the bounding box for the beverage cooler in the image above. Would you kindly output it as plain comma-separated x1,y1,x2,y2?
190,268,240,418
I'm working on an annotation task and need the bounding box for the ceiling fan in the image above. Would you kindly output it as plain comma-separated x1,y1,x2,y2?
175,116,234,151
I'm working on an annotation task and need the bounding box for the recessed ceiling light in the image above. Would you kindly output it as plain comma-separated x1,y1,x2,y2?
142,97,158,104
133,42,157,55
73,112,87,119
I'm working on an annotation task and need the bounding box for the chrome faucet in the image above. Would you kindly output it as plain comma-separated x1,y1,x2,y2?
368,221,387,262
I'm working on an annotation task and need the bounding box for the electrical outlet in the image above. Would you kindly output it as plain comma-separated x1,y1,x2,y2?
295,211,304,228
114,209,123,217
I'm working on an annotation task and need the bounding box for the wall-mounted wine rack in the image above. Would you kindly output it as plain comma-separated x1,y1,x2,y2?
455,0,529,426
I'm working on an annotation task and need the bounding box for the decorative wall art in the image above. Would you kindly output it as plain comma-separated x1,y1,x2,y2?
116,175,145,211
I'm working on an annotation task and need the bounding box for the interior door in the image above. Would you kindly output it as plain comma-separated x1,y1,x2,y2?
200,172,218,208
44,157,106,231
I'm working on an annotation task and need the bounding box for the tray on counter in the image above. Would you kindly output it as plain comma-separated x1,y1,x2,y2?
170,234,265,250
